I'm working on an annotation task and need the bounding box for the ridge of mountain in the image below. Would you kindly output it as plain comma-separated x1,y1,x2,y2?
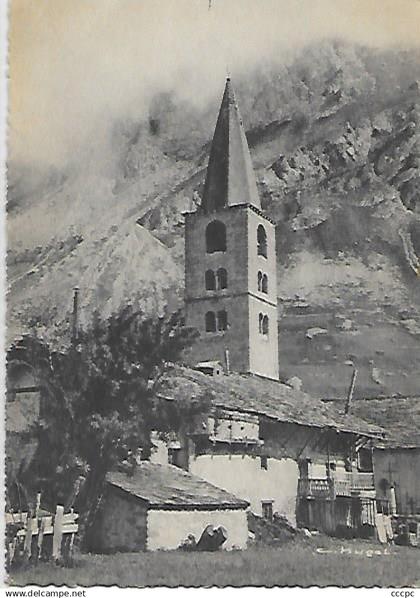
7,40,420,397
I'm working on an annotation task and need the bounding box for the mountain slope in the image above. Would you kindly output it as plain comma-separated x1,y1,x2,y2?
7,40,420,397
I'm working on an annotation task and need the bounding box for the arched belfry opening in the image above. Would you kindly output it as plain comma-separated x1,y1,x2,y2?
205,270,216,290
205,311,216,332
206,220,226,253
257,225,267,258
217,268,227,290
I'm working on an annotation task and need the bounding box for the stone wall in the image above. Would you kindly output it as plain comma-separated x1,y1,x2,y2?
147,508,248,550
185,206,251,373
248,294,279,379
185,205,279,379
247,208,278,379
93,487,148,552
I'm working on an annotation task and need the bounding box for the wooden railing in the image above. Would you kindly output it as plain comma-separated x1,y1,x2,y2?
298,472,375,499
333,472,375,495
297,478,333,499
350,472,375,491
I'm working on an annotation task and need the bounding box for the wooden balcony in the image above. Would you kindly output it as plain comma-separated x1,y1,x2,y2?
297,478,333,499
334,472,375,496
298,473,375,499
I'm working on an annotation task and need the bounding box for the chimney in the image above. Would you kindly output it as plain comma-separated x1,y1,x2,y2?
72,286,80,343
345,368,358,415
224,348,230,375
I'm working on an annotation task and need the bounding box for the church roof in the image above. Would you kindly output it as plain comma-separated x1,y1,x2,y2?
201,78,261,213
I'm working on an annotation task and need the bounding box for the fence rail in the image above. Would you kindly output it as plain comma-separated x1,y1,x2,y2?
6,505,79,568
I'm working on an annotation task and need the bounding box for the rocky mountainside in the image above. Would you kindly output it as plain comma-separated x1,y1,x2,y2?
7,40,420,398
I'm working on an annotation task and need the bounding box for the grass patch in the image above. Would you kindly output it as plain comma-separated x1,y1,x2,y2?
9,537,420,588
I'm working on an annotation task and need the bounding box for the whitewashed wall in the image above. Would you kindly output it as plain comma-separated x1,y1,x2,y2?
308,459,347,478
147,508,248,551
189,454,299,525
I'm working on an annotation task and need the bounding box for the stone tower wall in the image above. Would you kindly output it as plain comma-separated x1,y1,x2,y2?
184,205,279,379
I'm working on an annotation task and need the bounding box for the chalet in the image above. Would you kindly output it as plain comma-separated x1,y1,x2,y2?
153,364,384,537
91,462,249,552
323,395,420,517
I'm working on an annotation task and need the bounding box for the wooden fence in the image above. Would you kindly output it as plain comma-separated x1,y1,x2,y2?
6,504,79,568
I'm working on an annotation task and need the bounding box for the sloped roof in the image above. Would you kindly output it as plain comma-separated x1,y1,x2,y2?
323,396,420,449
158,366,385,438
107,463,249,510
201,78,261,213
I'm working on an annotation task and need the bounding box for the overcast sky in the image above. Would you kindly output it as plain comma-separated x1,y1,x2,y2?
8,0,420,166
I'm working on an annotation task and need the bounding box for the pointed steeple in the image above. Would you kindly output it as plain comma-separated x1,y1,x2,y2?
201,78,261,213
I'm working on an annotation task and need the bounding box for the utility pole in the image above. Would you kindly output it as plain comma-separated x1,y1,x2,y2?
345,367,358,415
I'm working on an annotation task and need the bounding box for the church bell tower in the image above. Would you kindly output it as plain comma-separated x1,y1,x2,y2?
184,78,279,380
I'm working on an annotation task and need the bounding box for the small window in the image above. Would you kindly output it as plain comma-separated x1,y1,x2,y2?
260,456,268,470
257,225,267,258
257,271,263,292
206,220,226,253
358,449,373,473
217,310,228,331
168,448,181,467
262,315,269,336
217,268,227,290
262,274,268,294
262,500,273,521
258,312,264,334
205,269,216,290
205,311,216,332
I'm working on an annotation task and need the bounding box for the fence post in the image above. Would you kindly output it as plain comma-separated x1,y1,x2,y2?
23,511,33,561
35,492,41,518
52,505,64,563
63,532,76,567
36,517,46,563
7,532,18,569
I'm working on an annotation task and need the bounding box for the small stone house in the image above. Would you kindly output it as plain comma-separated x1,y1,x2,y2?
91,462,249,552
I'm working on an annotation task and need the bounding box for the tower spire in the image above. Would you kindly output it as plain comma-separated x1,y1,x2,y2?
184,77,279,381
201,78,261,213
